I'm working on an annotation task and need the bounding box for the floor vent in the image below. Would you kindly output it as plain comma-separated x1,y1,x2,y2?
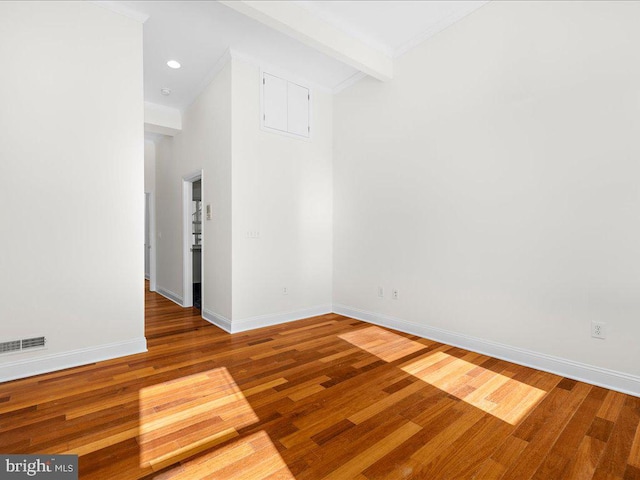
0,337,46,355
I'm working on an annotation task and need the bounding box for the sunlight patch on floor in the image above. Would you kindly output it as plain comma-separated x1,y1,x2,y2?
157,430,296,479
340,326,546,425
401,351,546,424
339,326,427,362
138,368,259,471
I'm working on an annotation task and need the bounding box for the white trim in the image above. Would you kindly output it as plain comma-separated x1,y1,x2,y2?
202,309,233,333
231,305,333,334
0,338,147,383
332,304,640,397
219,1,392,82
90,1,150,23
332,71,367,94
156,287,183,306
144,123,181,137
393,1,489,58
292,0,395,57
182,171,202,309
182,177,193,308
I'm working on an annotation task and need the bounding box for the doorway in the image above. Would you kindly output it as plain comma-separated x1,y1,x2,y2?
144,192,156,291
182,171,203,310
192,179,202,310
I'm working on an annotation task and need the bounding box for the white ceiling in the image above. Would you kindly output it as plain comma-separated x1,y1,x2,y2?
111,0,488,111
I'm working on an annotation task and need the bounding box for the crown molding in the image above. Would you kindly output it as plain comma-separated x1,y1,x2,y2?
90,1,150,23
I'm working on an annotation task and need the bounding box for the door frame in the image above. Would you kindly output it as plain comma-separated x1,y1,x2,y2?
182,170,203,308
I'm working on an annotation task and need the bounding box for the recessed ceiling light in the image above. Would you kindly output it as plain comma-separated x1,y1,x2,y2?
161,88,171,96
167,60,181,69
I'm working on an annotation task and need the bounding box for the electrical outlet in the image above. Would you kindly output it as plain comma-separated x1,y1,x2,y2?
392,289,399,300
378,286,384,298
283,287,288,295
591,321,606,339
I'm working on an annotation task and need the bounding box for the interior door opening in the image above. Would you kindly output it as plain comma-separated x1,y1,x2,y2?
192,179,202,310
182,171,203,311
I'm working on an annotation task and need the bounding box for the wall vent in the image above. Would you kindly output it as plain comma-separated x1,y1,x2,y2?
22,337,46,349
0,340,21,354
0,337,46,355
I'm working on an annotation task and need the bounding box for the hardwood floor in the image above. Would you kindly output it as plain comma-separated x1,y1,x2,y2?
1,284,639,479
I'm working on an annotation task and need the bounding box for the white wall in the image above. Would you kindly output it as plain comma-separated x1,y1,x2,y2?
154,56,333,332
0,2,145,381
144,140,157,289
155,136,182,300
333,1,640,382
231,58,333,330
155,63,232,319
144,140,156,194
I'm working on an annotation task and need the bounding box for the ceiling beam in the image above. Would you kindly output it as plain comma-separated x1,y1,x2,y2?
219,0,393,82
144,102,182,136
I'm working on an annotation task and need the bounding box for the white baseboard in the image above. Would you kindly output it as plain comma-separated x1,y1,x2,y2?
333,304,640,397
156,286,183,306
202,309,232,333
0,338,147,383
231,305,333,333
209,305,332,334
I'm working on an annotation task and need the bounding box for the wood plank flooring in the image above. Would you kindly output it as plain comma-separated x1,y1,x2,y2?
0,283,639,479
